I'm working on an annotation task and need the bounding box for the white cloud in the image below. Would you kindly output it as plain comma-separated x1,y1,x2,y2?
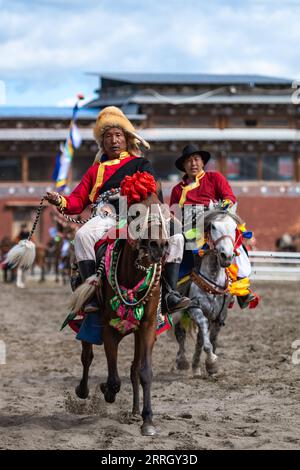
0,0,300,105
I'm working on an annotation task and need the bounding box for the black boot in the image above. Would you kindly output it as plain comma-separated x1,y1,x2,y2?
162,262,191,314
237,292,257,309
78,260,99,313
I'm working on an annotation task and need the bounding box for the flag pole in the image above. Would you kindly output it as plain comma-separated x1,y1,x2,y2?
54,93,84,193
4,94,85,271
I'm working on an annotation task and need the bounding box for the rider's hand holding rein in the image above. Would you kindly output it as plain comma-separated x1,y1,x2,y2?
45,191,62,207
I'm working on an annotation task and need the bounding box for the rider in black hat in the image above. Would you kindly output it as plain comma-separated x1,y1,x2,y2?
170,144,258,309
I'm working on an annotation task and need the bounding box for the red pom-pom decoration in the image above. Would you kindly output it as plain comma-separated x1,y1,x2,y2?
121,172,157,206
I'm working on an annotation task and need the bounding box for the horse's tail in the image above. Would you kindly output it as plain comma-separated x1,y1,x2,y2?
180,313,197,340
166,311,196,341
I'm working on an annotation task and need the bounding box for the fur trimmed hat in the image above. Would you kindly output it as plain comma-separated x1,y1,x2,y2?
93,106,150,150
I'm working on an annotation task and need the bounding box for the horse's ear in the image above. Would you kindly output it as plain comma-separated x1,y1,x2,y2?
208,200,214,210
229,202,238,214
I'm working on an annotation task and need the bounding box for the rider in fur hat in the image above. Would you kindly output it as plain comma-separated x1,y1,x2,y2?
45,107,191,314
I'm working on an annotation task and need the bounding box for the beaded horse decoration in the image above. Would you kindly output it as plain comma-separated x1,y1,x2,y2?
104,172,169,335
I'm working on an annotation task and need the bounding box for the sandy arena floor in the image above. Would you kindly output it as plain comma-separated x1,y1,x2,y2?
0,280,300,450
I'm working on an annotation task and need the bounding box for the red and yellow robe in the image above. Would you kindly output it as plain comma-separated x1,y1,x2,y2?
170,170,236,208
60,152,159,214
171,171,255,299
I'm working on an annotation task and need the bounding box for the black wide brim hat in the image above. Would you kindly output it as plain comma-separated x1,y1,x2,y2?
175,144,211,172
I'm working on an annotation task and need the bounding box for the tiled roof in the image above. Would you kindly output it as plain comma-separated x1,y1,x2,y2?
90,72,293,86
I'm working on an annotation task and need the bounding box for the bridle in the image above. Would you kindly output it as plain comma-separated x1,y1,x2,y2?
128,203,168,271
193,217,237,296
128,206,168,240
207,233,236,251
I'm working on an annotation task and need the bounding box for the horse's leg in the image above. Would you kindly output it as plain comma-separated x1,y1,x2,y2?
39,261,45,282
191,328,203,378
100,327,121,403
202,320,220,376
41,264,45,282
130,331,141,416
75,341,94,399
139,322,156,436
174,322,190,370
189,306,217,376
55,262,59,283
209,320,222,354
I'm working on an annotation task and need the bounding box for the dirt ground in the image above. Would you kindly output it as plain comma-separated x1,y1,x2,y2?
0,280,300,450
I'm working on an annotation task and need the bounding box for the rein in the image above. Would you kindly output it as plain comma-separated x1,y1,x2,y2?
59,187,121,225
22,188,122,245
194,214,236,296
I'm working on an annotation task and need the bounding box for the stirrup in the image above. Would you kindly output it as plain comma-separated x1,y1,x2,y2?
237,292,257,309
164,292,191,314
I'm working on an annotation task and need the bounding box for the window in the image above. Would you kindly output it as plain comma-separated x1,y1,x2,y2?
185,116,216,128
0,157,22,181
73,155,93,181
262,155,294,181
226,155,257,181
244,119,257,127
152,115,182,127
28,156,56,181
150,154,179,180
260,117,290,128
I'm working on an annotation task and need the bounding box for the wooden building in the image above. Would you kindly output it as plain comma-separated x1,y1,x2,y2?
1,73,300,249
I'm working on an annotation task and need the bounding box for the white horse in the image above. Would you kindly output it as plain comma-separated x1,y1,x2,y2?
175,204,242,376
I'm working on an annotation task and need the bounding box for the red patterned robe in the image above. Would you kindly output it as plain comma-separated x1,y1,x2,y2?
170,170,236,208
60,152,159,214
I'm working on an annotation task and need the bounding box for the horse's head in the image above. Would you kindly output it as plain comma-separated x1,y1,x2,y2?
138,192,169,263
121,172,169,264
204,205,242,268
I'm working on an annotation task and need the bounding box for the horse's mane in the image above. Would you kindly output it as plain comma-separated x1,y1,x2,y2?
141,191,161,208
204,209,243,232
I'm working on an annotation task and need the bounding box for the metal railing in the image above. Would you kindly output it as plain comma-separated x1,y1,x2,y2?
249,251,300,281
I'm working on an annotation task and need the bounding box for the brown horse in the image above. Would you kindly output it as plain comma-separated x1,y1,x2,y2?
75,191,168,436
0,236,15,282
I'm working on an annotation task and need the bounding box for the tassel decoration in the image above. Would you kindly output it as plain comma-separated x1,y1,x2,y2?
67,274,101,314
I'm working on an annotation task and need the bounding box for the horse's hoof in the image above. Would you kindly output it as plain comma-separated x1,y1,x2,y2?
205,361,218,376
176,358,190,371
192,367,202,378
132,408,141,416
141,423,157,436
75,384,89,399
100,383,117,403
105,393,116,403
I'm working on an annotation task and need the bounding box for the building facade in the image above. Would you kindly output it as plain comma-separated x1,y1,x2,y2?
1,73,300,249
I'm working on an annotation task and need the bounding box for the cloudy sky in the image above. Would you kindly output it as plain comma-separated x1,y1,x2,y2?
0,0,300,107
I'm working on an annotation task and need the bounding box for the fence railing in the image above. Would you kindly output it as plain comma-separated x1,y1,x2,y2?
249,251,300,281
